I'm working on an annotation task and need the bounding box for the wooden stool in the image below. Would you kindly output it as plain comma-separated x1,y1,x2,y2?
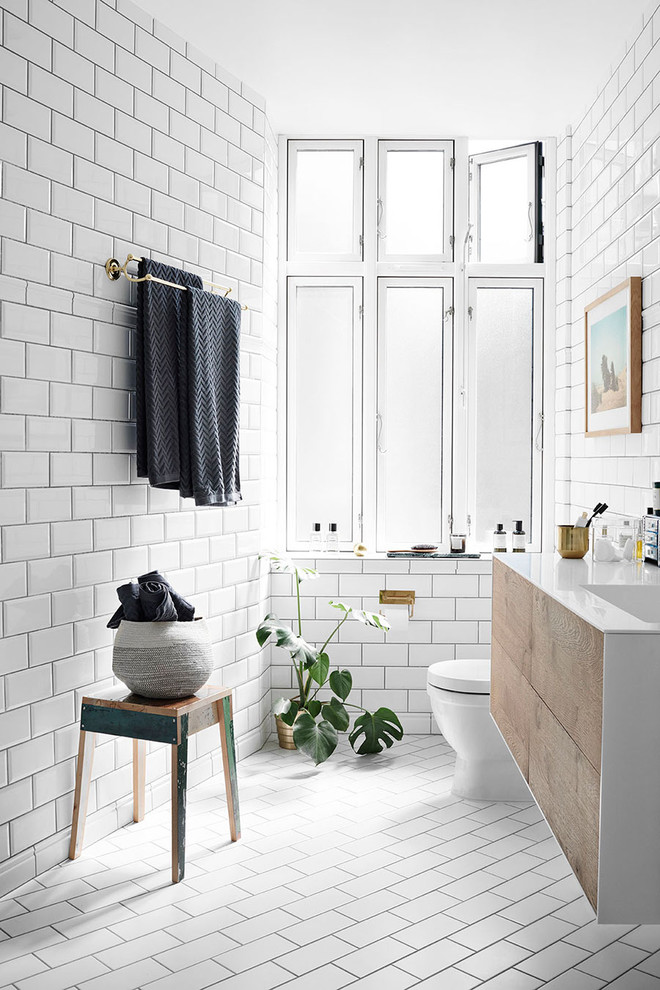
69,684,240,883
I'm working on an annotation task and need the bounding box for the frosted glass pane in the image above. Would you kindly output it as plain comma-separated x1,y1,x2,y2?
385,151,444,256
478,156,532,262
474,288,534,545
294,150,356,256
379,286,444,546
293,286,355,542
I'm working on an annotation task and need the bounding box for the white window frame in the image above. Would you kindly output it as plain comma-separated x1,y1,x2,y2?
375,277,454,552
278,135,556,557
285,276,363,552
464,277,545,551
287,140,364,264
469,142,543,264
377,140,454,264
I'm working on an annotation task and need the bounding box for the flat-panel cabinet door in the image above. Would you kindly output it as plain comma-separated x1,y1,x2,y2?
528,695,601,911
531,588,603,773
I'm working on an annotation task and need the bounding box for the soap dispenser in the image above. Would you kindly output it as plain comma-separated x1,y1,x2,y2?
512,520,526,552
493,523,507,553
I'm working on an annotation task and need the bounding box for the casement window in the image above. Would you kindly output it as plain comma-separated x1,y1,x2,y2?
282,138,551,553
469,142,544,263
376,278,453,550
286,278,363,550
287,140,364,263
462,279,544,548
377,141,454,262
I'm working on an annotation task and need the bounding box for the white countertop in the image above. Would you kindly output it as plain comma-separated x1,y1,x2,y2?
496,552,660,634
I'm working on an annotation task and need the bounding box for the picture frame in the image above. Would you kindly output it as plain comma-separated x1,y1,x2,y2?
584,276,642,437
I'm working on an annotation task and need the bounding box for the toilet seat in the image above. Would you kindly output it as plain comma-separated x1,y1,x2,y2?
427,659,490,694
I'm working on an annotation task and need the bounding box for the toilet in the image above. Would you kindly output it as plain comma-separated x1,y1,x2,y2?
427,658,530,801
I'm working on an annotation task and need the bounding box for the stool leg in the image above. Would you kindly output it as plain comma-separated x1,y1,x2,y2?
133,739,146,823
171,717,188,883
217,695,241,841
69,729,95,860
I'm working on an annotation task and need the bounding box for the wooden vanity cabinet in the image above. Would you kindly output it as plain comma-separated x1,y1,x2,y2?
491,556,603,911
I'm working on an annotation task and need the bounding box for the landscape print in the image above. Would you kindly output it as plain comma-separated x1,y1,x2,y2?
590,304,627,415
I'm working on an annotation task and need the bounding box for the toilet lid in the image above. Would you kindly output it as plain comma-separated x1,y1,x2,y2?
427,659,490,694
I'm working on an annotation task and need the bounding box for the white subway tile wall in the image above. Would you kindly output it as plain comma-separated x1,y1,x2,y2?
269,558,493,734
0,0,278,895
557,3,660,522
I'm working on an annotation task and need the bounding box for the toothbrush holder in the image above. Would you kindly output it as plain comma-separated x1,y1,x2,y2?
557,525,590,559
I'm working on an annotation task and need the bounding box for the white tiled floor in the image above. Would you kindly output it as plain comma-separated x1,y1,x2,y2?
2,735,660,989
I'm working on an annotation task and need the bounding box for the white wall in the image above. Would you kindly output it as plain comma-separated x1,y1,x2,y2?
270,556,493,734
0,0,277,895
556,3,660,523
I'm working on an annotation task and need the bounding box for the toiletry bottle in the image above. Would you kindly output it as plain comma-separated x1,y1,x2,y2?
512,520,526,552
619,519,633,548
636,520,644,561
654,482,660,516
493,523,507,553
310,522,323,554
326,523,339,554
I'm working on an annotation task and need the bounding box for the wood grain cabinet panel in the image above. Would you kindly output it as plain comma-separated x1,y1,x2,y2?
531,588,603,772
528,695,601,911
492,557,533,680
491,636,535,779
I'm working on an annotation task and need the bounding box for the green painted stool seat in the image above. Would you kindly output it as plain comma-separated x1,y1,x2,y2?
69,684,241,883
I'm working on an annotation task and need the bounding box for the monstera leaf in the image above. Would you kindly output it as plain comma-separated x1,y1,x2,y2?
348,707,404,755
322,696,350,732
353,609,391,631
306,699,322,718
329,669,352,701
259,551,318,583
309,652,329,686
279,700,299,726
256,614,317,666
293,712,338,765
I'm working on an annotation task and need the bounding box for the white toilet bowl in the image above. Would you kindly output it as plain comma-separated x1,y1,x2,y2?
427,659,530,801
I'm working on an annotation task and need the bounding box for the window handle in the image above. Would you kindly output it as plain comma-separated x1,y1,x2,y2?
535,411,544,451
527,201,534,241
377,411,387,453
377,198,386,239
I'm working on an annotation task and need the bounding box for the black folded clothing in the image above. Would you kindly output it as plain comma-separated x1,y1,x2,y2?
107,571,195,629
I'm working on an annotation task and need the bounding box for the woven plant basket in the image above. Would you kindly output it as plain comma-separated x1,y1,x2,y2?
112,617,213,699
275,698,301,749
275,714,296,749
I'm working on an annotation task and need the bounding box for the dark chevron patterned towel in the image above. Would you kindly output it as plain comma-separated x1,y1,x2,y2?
135,258,203,488
181,287,242,507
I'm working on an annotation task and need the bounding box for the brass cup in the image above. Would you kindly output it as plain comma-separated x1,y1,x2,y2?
557,525,590,559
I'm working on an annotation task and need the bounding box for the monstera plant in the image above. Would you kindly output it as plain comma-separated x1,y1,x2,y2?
257,551,404,765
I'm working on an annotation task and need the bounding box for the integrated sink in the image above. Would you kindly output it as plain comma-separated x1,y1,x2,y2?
583,584,660,624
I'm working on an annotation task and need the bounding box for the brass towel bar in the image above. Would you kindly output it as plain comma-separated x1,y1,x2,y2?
105,255,248,310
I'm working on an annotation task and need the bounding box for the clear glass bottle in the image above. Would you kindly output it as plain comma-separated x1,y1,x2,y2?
310,522,323,554
512,520,526,552
493,523,507,553
636,520,644,561
326,523,339,554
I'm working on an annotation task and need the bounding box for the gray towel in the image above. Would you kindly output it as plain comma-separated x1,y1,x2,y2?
180,287,242,506
135,258,203,488
107,571,195,628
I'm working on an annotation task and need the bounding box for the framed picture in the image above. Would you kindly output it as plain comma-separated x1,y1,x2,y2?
585,276,642,437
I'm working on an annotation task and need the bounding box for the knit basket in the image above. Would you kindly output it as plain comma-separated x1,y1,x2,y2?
112,618,213,699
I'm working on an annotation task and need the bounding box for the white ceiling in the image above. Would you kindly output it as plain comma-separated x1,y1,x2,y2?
139,0,649,137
